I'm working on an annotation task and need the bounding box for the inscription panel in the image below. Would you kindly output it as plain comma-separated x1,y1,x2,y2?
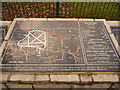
79,22,119,65
1,21,120,72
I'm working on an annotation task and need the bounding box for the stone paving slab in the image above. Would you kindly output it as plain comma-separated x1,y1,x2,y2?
0,21,11,27
28,18,47,21
2,74,10,82
79,19,94,21
33,84,70,89
10,74,23,82
80,75,92,84
2,83,119,89
7,84,33,89
55,18,78,21
50,75,80,83
2,73,120,83
15,18,29,21
90,83,111,88
10,74,35,82
107,21,118,27
92,74,119,82
1,84,8,90
35,75,49,82
111,83,120,88
72,83,111,89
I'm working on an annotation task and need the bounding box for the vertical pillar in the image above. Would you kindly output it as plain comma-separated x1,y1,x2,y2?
56,1,60,18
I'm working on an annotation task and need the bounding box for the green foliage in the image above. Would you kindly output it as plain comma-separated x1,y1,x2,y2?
2,2,119,21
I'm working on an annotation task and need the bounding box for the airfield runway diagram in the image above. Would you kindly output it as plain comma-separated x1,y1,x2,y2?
1,21,120,72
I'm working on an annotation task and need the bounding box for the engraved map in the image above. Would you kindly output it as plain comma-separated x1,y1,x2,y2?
1,21,120,72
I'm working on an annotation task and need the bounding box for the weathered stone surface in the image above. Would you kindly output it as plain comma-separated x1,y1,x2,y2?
92,74,119,82
0,21,11,26
10,74,35,82
79,19,94,21
50,75,80,83
35,75,49,82
55,18,78,21
10,74,22,82
15,18,29,21
107,21,118,27
1,84,8,90
91,83,111,88
2,74,9,82
7,84,33,90
33,84,70,89
80,75,92,84
72,85,91,88
111,83,120,88
29,18,47,21
19,75,35,82
72,83,111,89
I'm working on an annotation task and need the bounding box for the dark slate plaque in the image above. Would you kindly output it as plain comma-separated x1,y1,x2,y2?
0,27,7,46
1,21,120,72
112,27,120,46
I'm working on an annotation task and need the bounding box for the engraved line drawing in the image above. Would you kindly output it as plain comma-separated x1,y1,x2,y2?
11,29,82,64
17,30,46,54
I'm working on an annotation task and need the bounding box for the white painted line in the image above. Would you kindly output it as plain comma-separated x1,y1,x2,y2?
78,21,88,65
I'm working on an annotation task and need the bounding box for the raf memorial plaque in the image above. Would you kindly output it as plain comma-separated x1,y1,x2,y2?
1,21,120,72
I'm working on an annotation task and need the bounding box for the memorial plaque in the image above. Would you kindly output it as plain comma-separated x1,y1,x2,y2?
0,27,6,46
112,27,120,46
1,21,120,72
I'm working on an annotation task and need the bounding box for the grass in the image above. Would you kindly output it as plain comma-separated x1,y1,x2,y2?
2,2,119,21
